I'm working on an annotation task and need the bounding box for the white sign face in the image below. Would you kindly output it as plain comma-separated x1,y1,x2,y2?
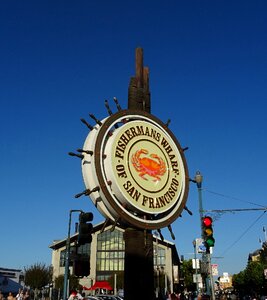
104,120,186,214
192,258,200,269
193,274,202,283
81,110,189,230
212,264,218,276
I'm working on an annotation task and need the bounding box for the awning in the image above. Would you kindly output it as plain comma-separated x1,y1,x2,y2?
83,281,113,291
0,276,23,294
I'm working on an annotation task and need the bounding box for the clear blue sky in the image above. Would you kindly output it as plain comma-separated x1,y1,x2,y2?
1,0,267,277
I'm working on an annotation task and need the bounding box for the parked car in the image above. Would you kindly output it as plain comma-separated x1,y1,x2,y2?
94,295,123,300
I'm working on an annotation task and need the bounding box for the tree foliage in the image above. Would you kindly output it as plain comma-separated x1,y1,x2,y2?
54,274,80,291
24,263,53,289
180,259,195,292
232,260,266,296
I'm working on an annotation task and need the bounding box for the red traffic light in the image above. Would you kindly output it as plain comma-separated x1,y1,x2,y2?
203,216,212,227
202,216,215,250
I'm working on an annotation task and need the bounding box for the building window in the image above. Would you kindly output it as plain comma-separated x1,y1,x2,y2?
60,244,91,267
60,250,66,267
77,243,90,257
96,229,125,272
154,246,166,267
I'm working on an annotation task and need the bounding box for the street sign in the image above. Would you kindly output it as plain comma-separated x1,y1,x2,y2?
192,258,200,269
212,264,218,276
193,274,202,283
196,238,206,253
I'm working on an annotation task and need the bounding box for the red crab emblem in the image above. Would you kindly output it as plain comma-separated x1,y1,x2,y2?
131,149,166,181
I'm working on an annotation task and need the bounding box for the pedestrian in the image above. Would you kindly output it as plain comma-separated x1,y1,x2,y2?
171,293,178,300
7,292,14,300
68,291,77,300
24,291,30,300
16,289,24,300
76,291,83,300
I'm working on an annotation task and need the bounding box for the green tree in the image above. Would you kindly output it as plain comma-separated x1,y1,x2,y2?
54,274,81,292
233,260,266,297
24,263,53,289
245,261,265,295
232,270,245,292
180,259,195,292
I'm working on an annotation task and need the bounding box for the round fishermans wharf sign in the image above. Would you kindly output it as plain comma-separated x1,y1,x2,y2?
81,109,189,230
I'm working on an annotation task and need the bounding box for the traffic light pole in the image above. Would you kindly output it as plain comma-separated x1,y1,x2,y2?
63,209,83,300
207,254,215,300
193,239,200,294
194,171,215,300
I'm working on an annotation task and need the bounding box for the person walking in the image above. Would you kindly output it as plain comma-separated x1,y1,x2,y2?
7,292,14,300
16,289,24,300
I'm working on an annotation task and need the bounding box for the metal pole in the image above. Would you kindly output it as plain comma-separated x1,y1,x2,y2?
208,255,215,300
63,210,72,300
195,171,215,300
63,210,83,300
195,171,204,296
114,273,117,296
155,231,160,298
193,240,199,294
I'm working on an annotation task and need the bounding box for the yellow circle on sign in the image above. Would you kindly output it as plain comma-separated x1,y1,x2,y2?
104,120,185,214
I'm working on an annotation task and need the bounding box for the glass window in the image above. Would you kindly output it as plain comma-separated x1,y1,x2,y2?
96,229,125,272
77,243,90,257
60,250,66,267
60,244,89,267
154,246,166,267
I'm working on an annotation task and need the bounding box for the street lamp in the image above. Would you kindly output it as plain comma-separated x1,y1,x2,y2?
195,171,204,225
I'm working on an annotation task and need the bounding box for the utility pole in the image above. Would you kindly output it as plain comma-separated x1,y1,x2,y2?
193,239,200,294
63,209,83,300
194,171,215,300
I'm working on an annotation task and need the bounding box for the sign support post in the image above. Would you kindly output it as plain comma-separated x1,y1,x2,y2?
124,48,155,300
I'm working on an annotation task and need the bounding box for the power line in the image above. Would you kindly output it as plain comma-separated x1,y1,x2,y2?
204,207,267,213
204,189,266,208
199,188,267,260
219,211,266,256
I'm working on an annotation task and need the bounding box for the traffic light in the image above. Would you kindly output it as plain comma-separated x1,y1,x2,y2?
73,258,90,277
202,216,215,252
78,212,93,245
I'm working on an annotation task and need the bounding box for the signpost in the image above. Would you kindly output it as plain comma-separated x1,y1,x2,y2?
73,48,190,300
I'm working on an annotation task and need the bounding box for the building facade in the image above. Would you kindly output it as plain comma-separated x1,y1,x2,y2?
49,222,181,294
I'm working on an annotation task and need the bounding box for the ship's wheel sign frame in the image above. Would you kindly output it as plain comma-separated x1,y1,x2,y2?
82,109,189,230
